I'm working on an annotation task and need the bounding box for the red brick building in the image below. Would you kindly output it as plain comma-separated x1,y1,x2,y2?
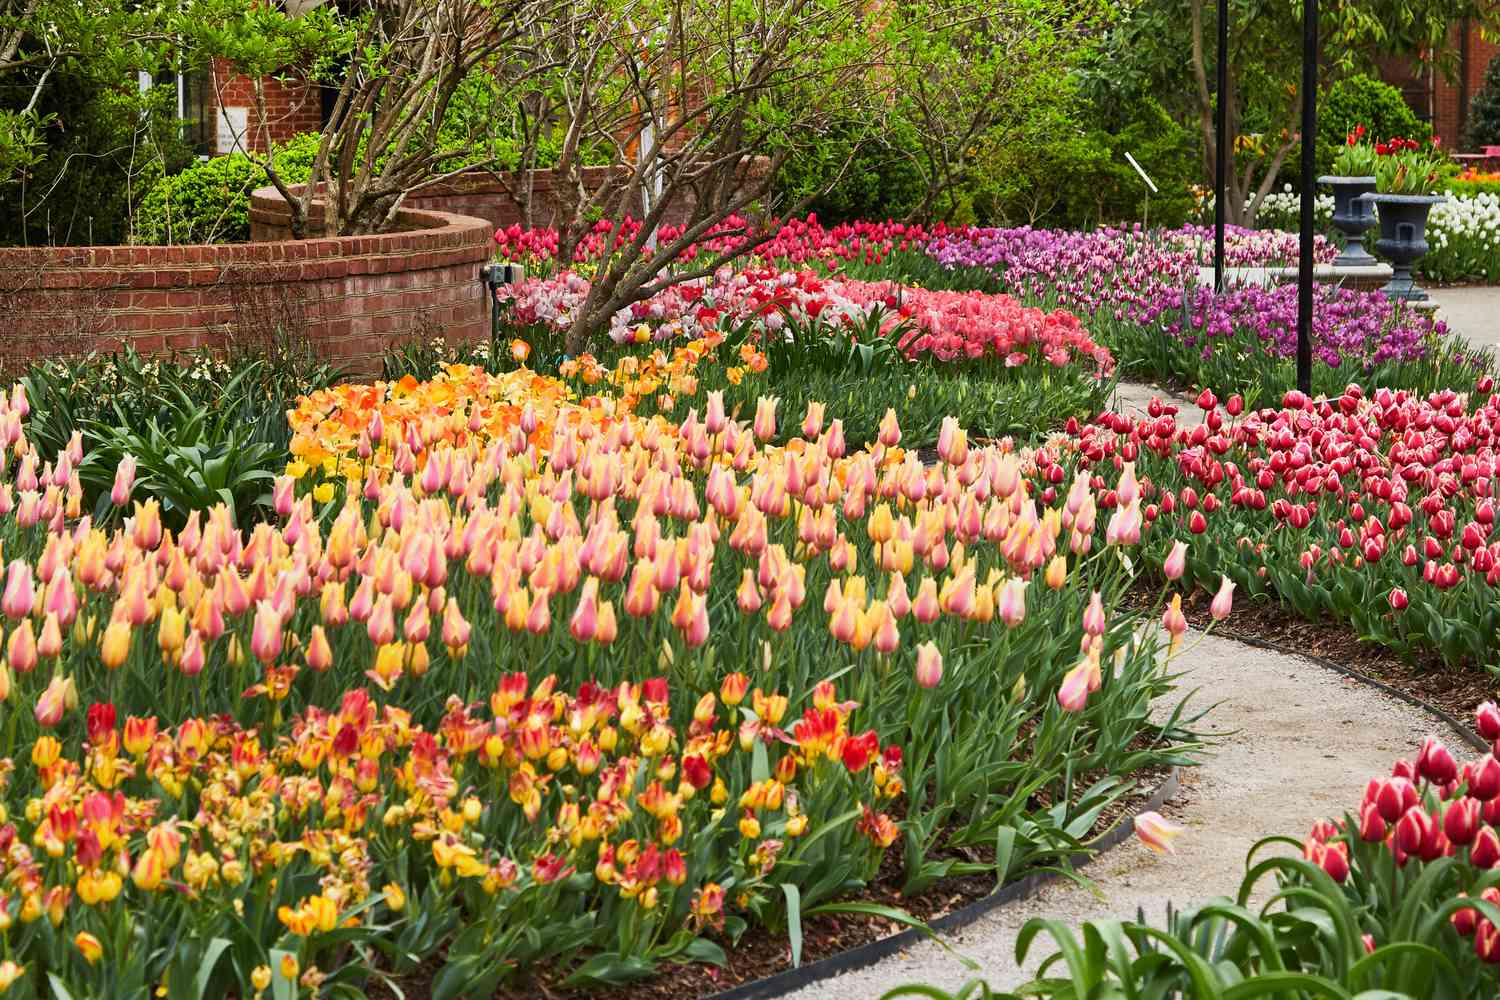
179,59,325,156
1380,19,1498,150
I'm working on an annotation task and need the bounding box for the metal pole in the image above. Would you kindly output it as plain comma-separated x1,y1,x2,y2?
1214,0,1228,292
1297,0,1317,396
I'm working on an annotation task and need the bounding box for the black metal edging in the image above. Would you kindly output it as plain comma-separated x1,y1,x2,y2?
698,768,1182,1000
1219,629,1488,754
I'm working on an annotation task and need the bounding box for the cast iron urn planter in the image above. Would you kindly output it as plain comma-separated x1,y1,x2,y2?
1362,192,1445,302
1317,175,1377,266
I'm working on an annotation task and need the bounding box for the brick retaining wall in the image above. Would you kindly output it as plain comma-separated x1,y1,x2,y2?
0,190,492,374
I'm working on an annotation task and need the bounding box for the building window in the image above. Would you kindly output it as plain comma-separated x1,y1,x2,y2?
179,70,215,157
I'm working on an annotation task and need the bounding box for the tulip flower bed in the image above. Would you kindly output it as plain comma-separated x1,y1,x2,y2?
1044,381,1500,672
476,270,1115,449
0,369,1194,998
924,227,1481,406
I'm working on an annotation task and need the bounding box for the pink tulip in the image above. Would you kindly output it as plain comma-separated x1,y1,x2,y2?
1161,594,1188,637
914,642,943,688
272,475,295,517
1209,575,1235,621
34,674,72,727
250,600,283,665
1057,660,1091,712
111,455,137,507
705,390,726,435
801,401,825,440
997,578,1026,628
569,578,599,642
878,408,901,447
753,396,778,442
0,560,33,620
1163,540,1187,581
912,578,941,624
1082,591,1106,636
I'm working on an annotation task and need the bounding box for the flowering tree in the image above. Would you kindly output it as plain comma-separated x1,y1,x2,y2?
506,0,890,354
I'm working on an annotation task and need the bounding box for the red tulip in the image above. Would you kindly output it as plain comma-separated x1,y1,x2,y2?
1478,920,1500,964
1479,702,1500,742
1472,755,1500,801
1395,805,1433,855
1473,827,1500,869
1445,796,1482,846
1455,895,1479,937
1388,588,1408,611
1358,802,1386,842
1376,777,1417,822
1418,736,1459,785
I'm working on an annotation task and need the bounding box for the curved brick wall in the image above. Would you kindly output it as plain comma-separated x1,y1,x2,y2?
0,189,492,373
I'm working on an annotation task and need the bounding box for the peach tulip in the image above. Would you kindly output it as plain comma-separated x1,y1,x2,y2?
250,600,284,665
1134,811,1185,854
1057,661,1091,712
915,642,943,688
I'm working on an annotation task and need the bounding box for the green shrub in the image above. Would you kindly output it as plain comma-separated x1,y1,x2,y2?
22,342,344,525
777,116,927,224
0,78,192,246
1470,55,1500,149
966,95,1198,230
134,133,321,245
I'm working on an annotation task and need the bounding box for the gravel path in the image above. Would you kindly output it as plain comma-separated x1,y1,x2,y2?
782,628,1446,998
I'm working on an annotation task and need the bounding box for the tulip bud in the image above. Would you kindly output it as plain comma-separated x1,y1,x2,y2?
1455,895,1479,937
1479,920,1500,964
1479,702,1500,742
1209,575,1235,620
914,642,943,689
1445,796,1482,846
1163,540,1187,581
1474,827,1500,869
1057,660,1091,713
1388,588,1408,611
1395,805,1434,856
1473,755,1500,801
1358,802,1386,842
1418,736,1459,786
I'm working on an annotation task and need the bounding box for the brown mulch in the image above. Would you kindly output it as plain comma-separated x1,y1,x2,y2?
1127,584,1495,731
367,761,1173,1000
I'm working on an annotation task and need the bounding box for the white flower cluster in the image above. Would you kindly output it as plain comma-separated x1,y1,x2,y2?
1425,190,1500,257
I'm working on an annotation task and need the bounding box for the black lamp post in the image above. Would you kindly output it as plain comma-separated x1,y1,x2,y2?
1214,0,1228,293
1214,0,1315,395
1296,0,1317,396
